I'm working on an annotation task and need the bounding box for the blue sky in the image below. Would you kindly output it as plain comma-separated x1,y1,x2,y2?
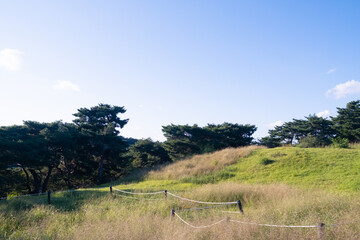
1,0,360,141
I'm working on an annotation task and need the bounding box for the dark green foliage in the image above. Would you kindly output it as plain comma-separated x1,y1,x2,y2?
258,136,281,148
265,115,335,147
162,139,202,160
0,123,52,194
332,100,360,143
127,139,171,168
162,123,256,160
122,137,138,147
205,123,256,148
73,104,129,184
297,135,320,148
0,104,131,197
331,137,349,148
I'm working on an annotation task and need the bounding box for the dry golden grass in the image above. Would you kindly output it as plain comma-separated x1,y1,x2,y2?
69,183,360,240
147,146,263,180
3,182,360,240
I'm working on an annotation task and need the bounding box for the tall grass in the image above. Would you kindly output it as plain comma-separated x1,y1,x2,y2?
3,146,360,239
147,146,262,180
1,182,360,239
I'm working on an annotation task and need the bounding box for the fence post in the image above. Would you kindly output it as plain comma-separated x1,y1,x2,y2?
237,200,244,214
110,185,113,195
47,190,51,204
171,209,175,221
164,190,167,200
317,223,325,240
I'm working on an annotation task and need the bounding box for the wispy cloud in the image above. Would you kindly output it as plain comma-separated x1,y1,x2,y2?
326,68,336,74
326,80,360,99
268,120,283,128
52,80,80,92
316,110,330,118
0,48,23,71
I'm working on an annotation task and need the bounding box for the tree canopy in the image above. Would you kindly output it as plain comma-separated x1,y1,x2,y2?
162,123,257,160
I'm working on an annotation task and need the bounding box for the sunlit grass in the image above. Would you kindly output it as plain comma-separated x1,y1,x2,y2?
146,146,263,180
1,182,360,239
2,146,360,239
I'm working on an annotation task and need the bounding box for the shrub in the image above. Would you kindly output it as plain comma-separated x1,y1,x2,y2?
331,137,349,148
297,135,319,148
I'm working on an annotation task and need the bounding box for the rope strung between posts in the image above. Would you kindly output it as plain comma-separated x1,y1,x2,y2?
112,187,164,195
112,192,163,201
167,192,238,205
229,219,317,228
327,218,360,227
174,211,317,229
174,212,228,229
176,204,230,212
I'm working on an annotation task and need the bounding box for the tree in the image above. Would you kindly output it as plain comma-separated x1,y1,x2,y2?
332,100,360,143
0,123,52,193
73,104,129,184
305,115,335,145
258,135,281,148
128,139,171,168
162,123,257,160
265,115,334,147
205,123,257,148
0,125,31,195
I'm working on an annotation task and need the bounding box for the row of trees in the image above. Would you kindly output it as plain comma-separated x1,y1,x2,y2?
6,99,358,196
260,100,360,147
0,104,130,196
162,123,256,160
0,104,256,196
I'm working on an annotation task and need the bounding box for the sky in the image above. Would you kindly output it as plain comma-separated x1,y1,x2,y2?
1,0,360,141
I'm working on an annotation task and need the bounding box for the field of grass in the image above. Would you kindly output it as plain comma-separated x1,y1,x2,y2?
1,146,360,239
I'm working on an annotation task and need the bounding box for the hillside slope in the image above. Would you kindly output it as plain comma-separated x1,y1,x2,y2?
2,146,360,239
120,146,360,193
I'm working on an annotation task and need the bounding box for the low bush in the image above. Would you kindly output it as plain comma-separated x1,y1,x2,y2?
331,137,349,148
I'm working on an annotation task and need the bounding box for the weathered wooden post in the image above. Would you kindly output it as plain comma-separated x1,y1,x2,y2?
47,190,51,204
237,200,244,215
317,223,325,240
164,190,167,200
171,209,175,221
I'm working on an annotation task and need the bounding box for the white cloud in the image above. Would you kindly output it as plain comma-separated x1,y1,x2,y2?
326,68,336,74
52,81,80,92
326,80,360,99
268,120,283,128
316,110,330,118
0,48,23,71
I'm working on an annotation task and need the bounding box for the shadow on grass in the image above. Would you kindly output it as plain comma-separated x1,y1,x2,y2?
0,190,110,213
113,164,170,185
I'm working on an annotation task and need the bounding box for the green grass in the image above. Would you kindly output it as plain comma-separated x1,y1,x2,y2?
225,147,360,192
113,146,360,193
2,146,360,239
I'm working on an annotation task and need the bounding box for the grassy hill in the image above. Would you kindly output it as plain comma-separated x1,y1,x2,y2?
1,146,360,239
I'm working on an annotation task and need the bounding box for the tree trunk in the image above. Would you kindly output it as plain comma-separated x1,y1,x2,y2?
41,166,53,192
97,155,104,184
63,159,73,189
22,167,32,194
29,169,41,193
